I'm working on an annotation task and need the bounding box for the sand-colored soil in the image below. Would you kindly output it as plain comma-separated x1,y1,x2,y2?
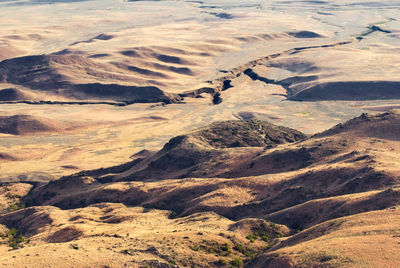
0,111,399,267
1,0,400,267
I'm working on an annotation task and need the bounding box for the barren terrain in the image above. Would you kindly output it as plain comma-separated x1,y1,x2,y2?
0,0,400,267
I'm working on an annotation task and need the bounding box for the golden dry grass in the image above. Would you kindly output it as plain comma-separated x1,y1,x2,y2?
1,0,400,266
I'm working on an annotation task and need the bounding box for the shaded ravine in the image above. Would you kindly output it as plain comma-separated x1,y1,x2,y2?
179,40,353,102
0,98,186,106
356,24,393,40
0,100,131,107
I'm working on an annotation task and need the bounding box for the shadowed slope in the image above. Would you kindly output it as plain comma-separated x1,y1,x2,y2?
315,110,400,140
0,54,181,104
0,115,62,135
112,120,306,181
25,112,400,215
0,88,36,101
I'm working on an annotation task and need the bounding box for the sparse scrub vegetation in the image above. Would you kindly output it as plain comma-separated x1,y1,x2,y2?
234,243,244,252
216,258,229,266
245,228,281,243
168,211,178,219
70,244,79,250
6,202,25,212
221,243,230,252
232,257,243,267
232,242,255,260
193,240,232,256
261,234,269,242
5,192,21,199
0,228,26,250
246,233,257,243
296,251,346,267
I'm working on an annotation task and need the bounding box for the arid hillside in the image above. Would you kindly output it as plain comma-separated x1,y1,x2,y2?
0,54,182,104
1,0,400,267
0,111,399,267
